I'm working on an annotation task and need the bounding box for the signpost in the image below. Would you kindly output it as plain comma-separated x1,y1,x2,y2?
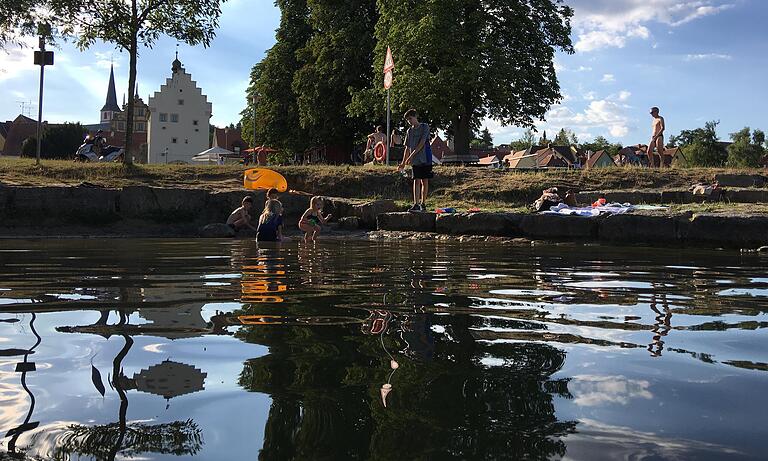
33,24,53,166
383,47,394,165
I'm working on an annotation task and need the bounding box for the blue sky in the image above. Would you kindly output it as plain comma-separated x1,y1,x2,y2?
1,0,766,146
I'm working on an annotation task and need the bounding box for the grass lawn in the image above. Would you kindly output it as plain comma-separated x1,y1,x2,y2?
1,157,765,209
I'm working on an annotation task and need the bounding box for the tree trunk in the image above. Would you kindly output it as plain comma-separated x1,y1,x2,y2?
453,113,472,157
123,0,138,165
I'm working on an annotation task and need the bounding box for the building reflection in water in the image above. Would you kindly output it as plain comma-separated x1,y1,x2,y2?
48,312,207,460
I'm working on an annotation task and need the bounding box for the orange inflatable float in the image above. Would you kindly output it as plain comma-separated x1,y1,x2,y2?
243,168,288,192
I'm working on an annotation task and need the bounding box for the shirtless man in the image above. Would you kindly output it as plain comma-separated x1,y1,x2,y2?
366,125,387,163
648,107,665,168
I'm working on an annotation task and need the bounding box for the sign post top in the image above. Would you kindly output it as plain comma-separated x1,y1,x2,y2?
383,46,394,73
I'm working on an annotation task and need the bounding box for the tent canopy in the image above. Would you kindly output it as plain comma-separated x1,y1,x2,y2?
192,146,235,162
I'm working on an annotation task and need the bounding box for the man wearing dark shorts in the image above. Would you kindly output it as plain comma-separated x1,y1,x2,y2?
398,109,432,212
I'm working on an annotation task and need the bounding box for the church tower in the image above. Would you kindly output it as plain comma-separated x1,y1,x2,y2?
100,64,121,122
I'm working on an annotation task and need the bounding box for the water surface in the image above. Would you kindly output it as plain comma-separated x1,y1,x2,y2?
1,239,767,460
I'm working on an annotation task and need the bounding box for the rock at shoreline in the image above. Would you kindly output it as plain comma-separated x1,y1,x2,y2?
435,212,522,236
714,174,767,188
338,216,361,230
199,223,235,238
377,212,436,232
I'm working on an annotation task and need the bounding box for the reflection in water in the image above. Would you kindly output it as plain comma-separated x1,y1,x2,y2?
1,239,768,459
5,314,41,456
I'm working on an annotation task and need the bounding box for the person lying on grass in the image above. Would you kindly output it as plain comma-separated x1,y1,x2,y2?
299,196,331,242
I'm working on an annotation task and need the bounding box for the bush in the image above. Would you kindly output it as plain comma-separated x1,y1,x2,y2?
21,123,87,160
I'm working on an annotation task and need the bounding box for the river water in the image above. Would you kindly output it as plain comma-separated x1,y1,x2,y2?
0,239,766,460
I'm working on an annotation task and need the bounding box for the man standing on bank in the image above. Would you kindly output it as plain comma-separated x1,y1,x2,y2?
648,107,666,168
399,109,432,212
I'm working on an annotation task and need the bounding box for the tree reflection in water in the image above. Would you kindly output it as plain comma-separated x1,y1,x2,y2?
48,314,205,461
236,309,576,460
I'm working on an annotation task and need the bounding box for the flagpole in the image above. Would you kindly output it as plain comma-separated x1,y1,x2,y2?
386,89,390,165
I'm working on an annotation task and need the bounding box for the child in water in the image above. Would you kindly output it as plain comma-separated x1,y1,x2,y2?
299,196,331,242
256,199,284,242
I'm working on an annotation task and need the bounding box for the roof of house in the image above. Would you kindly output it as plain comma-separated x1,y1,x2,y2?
504,146,568,168
213,127,248,151
585,150,616,169
430,135,452,160
478,154,501,165
0,121,11,139
1,115,42,156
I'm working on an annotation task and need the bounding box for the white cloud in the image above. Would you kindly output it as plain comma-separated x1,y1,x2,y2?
541,98,632,140
571,1,736,52
569,375,653,406
618,90,632,101
93,51,122,70
601,73,616,83
684,53,732,61
0,38,38,83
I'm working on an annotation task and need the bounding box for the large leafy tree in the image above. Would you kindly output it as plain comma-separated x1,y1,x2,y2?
292,0,378,149
726,127,765,168
48,0,226,163
349,0,573,156
242,0,313,154
670,120,727,167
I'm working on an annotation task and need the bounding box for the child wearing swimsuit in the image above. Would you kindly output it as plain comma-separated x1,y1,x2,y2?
299,196,332,242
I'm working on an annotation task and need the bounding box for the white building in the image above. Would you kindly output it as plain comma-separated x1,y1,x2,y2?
147,54,212,164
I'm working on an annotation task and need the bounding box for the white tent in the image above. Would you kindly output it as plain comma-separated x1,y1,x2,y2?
192,146,234,163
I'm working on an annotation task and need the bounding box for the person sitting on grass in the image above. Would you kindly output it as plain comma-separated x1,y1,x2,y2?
256,199,284,242
227,196,258,233
299,196,332,242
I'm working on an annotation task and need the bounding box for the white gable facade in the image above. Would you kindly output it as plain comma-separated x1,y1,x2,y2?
147,57,212,164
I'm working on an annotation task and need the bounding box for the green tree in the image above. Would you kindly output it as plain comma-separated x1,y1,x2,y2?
21,122,87,159
539,130,550,146
554,128,577,145
49,0,225,163
471,127,494,149
292,0,377,150
0,0,44,46
349,0,573,157
242,0,313,154
726,127,765,168
670,120,727,167
581,135,622,156
509,128,538,151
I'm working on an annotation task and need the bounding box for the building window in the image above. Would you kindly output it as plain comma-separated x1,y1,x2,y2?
185,139,188,144
118,122,125,131
136,122,146,132
193,120,198,126
171,113,179,123
135,108,144,116
102,112,109,120
159,113,168,122
178,99,184,106
172,138,178,144
195,128,199,132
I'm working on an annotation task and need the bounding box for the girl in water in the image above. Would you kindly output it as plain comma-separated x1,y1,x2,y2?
299,196,331,242
256,199,284,242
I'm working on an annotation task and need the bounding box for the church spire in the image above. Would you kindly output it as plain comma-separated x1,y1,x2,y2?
101,64,121,114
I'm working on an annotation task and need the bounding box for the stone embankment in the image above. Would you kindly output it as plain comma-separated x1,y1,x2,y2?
377,211,768,248
0,184,395,237
0,180,766,248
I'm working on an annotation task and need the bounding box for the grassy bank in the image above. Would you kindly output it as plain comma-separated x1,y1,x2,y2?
1,157,765,208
